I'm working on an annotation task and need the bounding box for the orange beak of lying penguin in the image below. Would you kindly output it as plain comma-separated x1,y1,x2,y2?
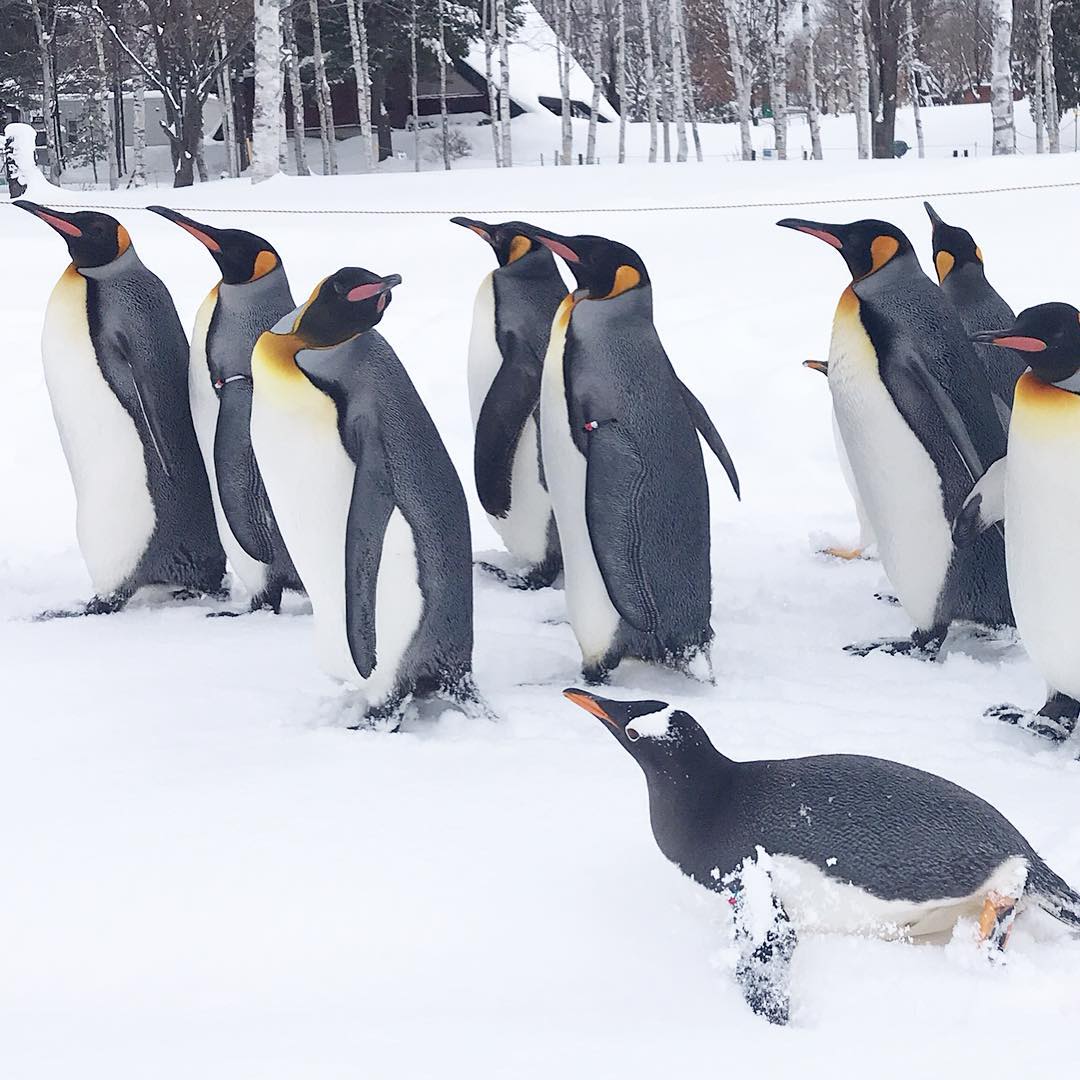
563,688,621,732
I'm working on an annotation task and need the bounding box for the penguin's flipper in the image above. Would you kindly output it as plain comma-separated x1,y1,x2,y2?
344,437,396,679
992,392,1012,434
676,379,741,500
584,422,659,634
474,348,541,517
953,457,1006,546
213,382,275,564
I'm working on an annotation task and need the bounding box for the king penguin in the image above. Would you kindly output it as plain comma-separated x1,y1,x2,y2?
250,267,482,727
147,206,303,613
778,217,1012,658
513,224,740,684
15,200,225,614
959,304,1080,743
450,216,564,589
925,202,1026,423
563,688,1080,1025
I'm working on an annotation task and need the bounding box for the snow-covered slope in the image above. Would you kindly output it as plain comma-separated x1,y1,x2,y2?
2,152,1079,1078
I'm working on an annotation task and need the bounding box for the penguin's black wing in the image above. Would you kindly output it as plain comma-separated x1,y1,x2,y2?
676,380,741,500
474,335,542,517
584,421,660,634
213,382,275,564
344,430,396,679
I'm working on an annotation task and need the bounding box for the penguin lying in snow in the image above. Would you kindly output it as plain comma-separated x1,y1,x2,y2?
778,217,1013,659
450,216,564,590
925,202,1025,426
250,268,483,728
564,688,1080,1025
958,304,1080,744
14,200,225,615
511,223,740,685
147,207,304,614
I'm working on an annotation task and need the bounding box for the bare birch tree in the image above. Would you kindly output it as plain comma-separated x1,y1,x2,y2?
586,0,603,163
850,0,871,159
496,0,512,166
678,12,703,162
29,0,61,182
131,68,147,186
438,0,450,170
723,0,754,161
345,0,375,171
901,0,924,158
668,0,689,162
308,0,338,174
802,0,822,159
216,29,239,177
770,0,789,159
1037,0,1059,153
1033,50,1046,153
616,0,627,163
639,0,658,162
252,0,284,182
989,0,1014,155
483,0,503,165
93,20,118,188
282,4,311,175
410,0,420,171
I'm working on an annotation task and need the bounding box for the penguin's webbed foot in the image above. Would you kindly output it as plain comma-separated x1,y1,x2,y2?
820,545,865,561
873,592,900,606
977,890,1019,955
36,588,133,620
476,559,558,591
439,674,499,721
844,627,945,661
347,695,413,733
582,662,610,686
986,693,1079,743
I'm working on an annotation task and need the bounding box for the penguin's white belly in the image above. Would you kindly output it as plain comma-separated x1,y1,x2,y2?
251,389,422,705
770,854,1027,942
828,296,952,629
1006,382,1080,699
832,411,876,551
468,275,552,565
189,292,267,598
41,268,155,595
541,304,620,664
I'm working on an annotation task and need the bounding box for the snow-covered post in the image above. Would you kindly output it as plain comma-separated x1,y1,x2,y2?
496,0,512,167
802,0,822,160
850,0,871,159
252,0,284,183
639,0,659,162
131,69,147,186
93,21,118,189
669,0,689,162
558,0,573,165
438,0,451,170
4,124,32,198
586,0,603,164
616,0,627,163
902,0,923,158
770,0,789,160
309,0,338,174
484,0,503,166
217,27,239,177
410,0,420,171
282,6,311,176
989,0,1014,155
1038,0,1059,153
723,0,753,161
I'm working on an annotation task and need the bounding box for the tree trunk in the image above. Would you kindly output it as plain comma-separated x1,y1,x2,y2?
851,0,871,158
282,6,311,175
1034,50,1046,154
496,0,512,166
217,29,238,177
372,66,393,161
173,93,204,188
668,0,689,161
279,86,289,170
678,10,703,162
770,0,789,160
870,0,899,158
616,0,627,163
639,0,659,162
724,1,753,161
308,0,338,174
901,0,924,158
410,0,420,171
93,21,118,189
989,0,1014,155
30,0,61,183
803,0,822,159
252,0,284,183
586,0,603,163
438,0,450,169
483,0,503,165
131,69,147,186
658,2,671,162
357,0,376,170
1038,0,1059,153
558,0,572,164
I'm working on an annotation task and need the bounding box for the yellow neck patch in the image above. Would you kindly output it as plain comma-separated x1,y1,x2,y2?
935,250,955,283
1012,369,1080,436
555,293,576,330
251,250,278,280
598,264,641,300
508,235,531,263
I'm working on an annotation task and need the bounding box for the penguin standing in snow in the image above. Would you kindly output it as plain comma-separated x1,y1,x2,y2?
512,225,740,684
147,206,303,613
15,201,224,614
925,202,1026,422
450,216,564,589
959,304,1080,743
778,217,1012,658
250,268,481,727
564,688,1080,1024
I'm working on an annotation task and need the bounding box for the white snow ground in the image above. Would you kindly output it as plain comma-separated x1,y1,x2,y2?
2,129,1080,1078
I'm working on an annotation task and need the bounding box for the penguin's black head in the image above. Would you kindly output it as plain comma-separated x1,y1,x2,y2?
449,216,544,268
294,267,401,348
513,226,650,300
972,303,1080,385
563,689,715,769
776,217,914,281
147,206,281,285
924,202,983,284
14,200,131,269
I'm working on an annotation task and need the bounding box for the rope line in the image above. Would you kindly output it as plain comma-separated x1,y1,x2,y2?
3,176,1079,215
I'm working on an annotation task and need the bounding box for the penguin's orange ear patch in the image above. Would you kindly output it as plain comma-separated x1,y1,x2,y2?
252,250,277,280
991,336,1047,352
508,235,531,263
537,237,581,263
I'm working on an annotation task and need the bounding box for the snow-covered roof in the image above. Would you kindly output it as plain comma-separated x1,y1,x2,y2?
464,1,618,123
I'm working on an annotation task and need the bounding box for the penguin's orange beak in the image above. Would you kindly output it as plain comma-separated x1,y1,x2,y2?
803,359,829,375
563,688,619,730
776,218,843,249
146,205,221,252
13,200,82,237
970,330,1047,352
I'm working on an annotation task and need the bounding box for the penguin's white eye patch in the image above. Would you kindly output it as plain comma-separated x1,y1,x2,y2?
625,725,640,742
628,707,677,740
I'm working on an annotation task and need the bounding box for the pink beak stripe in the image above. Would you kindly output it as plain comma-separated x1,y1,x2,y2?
177,221,221,252
347,282,387,302
537,237,580,263
992,336,1047,352
798,226,842,249
38,212,82,238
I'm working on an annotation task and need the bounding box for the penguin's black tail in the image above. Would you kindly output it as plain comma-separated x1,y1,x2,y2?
1029,862,1080,931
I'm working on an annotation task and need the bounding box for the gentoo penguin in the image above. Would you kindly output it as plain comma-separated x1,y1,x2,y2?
15,200,224,614
146,206,303,613
564,688,1080,1024
925,202,1025,424
778,217,1012,658
250,267,481,727
513,224,740,683
803,358,876,558
958,304,1080,742
450,216,564,589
